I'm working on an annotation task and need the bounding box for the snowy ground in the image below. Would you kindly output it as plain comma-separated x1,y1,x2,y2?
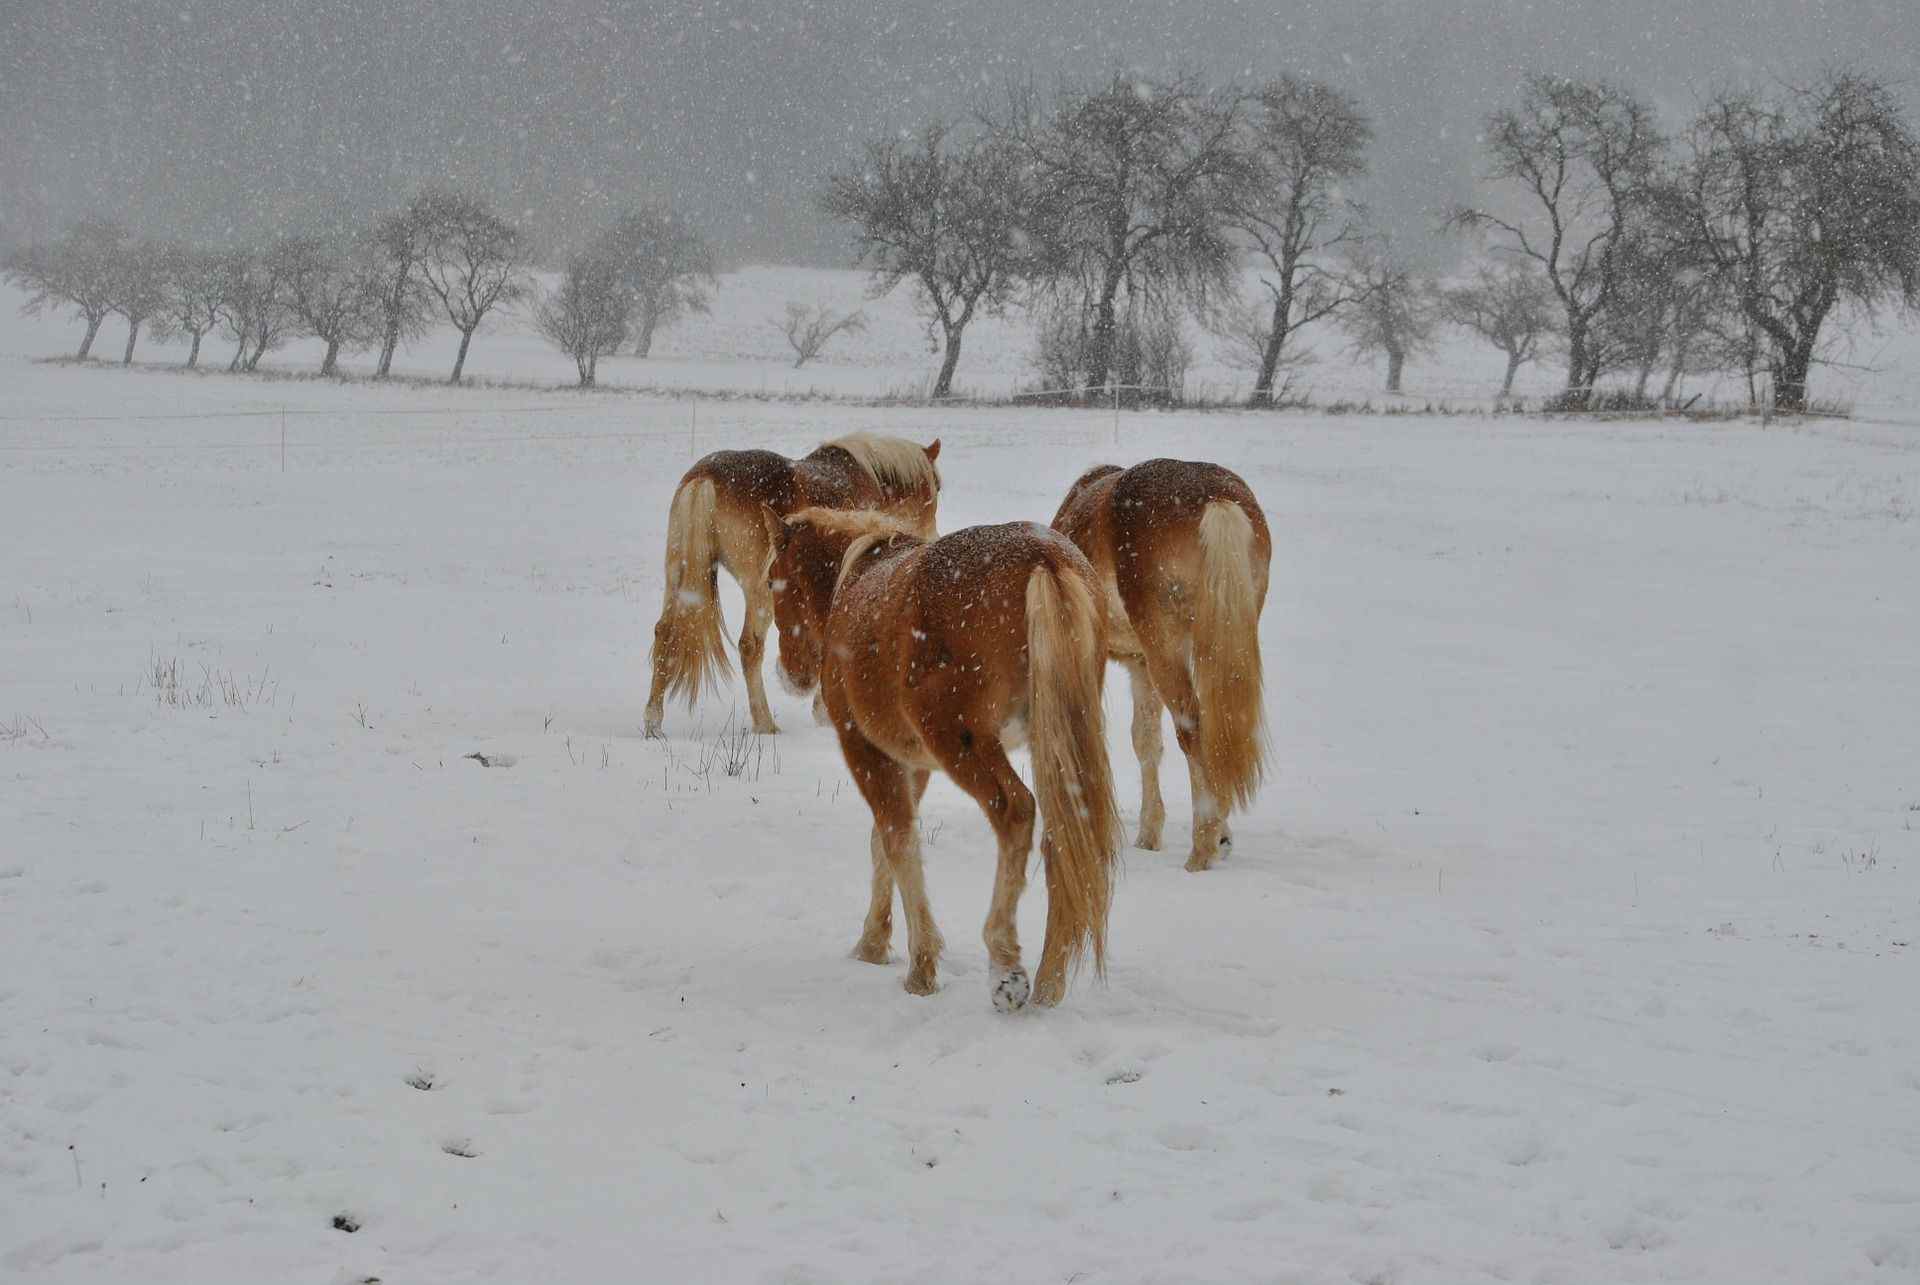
4,285,1920,1283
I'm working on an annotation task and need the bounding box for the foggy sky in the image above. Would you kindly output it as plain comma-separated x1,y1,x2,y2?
3,0,1915,264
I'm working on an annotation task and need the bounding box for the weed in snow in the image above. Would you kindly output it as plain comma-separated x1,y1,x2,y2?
1,714,50,745
144,652,278,712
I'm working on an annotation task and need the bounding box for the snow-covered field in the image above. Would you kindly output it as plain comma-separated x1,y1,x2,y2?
4,278,1920,1283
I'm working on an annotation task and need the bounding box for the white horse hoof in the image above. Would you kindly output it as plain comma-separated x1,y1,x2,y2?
991,967,1031,1012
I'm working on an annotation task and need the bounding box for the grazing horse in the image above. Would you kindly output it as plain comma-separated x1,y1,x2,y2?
1051,459,1272,872
765,508,1122,1009
643,433,941,737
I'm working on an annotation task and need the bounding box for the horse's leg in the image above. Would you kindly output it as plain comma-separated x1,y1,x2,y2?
1123,657,1167,851
838,728,943,995
738,577,779,735
931,733,1036,1011
851,827,894,964
851,768,927,962
1140,635,1227,872
642,619,674,738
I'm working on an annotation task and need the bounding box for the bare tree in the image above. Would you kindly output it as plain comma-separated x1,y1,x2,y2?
593,204,715,358
1437,262,1559,396
822,122,1036,398
215,246,296,373
778,302,866,368
415,191,530,383
3,220,128,358
1339,241,1437,394
1666,70,1920,412
150,243,226,368
277,234,384,376
1452,75,1664,407
1010,73,1250,393
533,250,630,387
1212,295,1317,398
104,237,172,365
1229,76,1373,405
368,198,440,378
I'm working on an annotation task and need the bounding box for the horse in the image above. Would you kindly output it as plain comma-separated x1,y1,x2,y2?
1051,459,1271,872
764,507,1122,1010
643,433,941,737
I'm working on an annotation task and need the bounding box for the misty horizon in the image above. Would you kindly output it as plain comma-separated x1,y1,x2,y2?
4,1,1916,265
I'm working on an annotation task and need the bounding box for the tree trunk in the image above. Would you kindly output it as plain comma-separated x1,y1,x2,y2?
320,337,341,376
120,319,140,365
1501,350,1521,397
1083,268,1125,396
1563,323,1590,409
1249,293,1292,407
1633,361,1653,401
186,330,203,368
931,323,963,399
376,262,410,377
450,328,475,383
1385,348,1405,394
228,341,245,372
77,315,102,359
633,304,658,358
1772,337,1815,413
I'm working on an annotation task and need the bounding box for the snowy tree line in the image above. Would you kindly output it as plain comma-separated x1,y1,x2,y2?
8,67,1917,409
822,67,1920,411
2,191,717,387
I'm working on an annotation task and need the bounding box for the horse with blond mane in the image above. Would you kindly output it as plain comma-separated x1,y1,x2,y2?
1051,459,1272,872
765,507,1122,1010
644,433,941,737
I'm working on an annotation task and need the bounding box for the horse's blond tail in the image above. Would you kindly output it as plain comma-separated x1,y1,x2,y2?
650,477,731,709
1194,499,1270,811
1025,561,1122,980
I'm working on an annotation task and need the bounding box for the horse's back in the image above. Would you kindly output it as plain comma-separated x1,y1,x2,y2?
686,449,801,515
832,523,1092,761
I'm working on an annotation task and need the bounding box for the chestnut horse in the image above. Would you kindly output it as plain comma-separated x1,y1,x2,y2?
766,508,1122,1010
1051,459,1271,871
643,433,940,737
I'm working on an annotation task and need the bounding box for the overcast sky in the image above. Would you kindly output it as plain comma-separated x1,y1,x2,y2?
3,0,1915,262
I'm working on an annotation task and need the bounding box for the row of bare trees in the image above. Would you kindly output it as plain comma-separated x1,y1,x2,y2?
5,194,719,388
3,191,531,382
823,67,1920,411
1453,69,1920,411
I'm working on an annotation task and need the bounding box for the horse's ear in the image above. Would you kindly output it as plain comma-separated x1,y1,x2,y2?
924,438,941,462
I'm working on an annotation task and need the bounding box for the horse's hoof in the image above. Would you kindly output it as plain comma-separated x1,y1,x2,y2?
991,967,1031,1012
1135,829,1163,851
850,939,891,965
642,718,664,740
1031,974,1065,1007
1183,854,1214,873
752,721,780,736
903,968,938,996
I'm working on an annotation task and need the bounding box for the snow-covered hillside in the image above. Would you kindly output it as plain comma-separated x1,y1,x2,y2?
3,280,1919,1283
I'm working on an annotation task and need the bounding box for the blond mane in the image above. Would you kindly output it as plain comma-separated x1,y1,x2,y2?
824,433,940,498
788,507,921,594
